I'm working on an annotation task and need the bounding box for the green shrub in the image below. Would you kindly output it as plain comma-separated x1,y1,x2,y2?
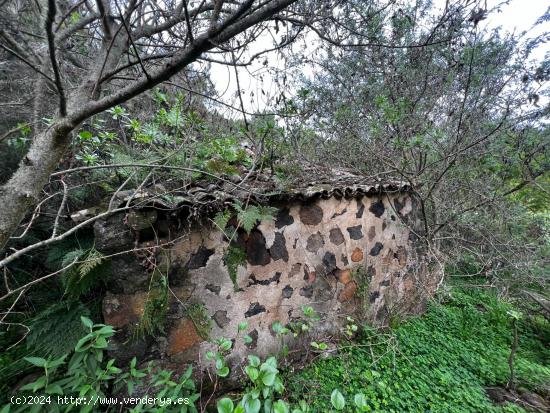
1,317,199,413
285,289,550,412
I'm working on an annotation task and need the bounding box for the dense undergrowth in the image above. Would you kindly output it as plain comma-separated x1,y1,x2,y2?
1,285,548,412
285,287,550,412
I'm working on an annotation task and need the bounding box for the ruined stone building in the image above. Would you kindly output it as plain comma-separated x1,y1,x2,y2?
91,169,436,375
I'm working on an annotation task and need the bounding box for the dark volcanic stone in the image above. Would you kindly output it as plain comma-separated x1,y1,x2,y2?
322,251,337,273
246,329,258,349
205,284,221,295
367,266,376,279
275,208,294,228
94,213,135,253
108,332,151,364
282,285,294,299
289,263,301,277
213,310,230,328
369,200,385,218
270,232,288,262
347,225,364,240
299,285,314,298
246,230,271,266
188,246,214,270
329,227,345,245
356,200,365,218
369,291,380,303
107,256,150,293
342,254,349,266
306,232,325,253
248,272,281,286
380,279,390,287
245,302,266,318
370,242,384,256
299,204,323,225
368,226,376,241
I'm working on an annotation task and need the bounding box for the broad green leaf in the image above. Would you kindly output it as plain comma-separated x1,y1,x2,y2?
217,366,230,377
245,366,259,381
331,389,345,410
24,357,47,367
220,339,232,352
264,356,277,369
272,321,283,334
354,393,368,409
260,370,276,386
263,399,272,413
217,398,234,413
273,400,289,413
248,355,261,367
78,131,93,140
244,398,261,413
80,316,94,329
45,384,63,395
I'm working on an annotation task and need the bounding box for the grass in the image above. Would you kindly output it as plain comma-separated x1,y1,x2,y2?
285,287,550,412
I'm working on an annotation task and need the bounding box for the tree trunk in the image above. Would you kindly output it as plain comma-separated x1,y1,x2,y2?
0,118,75,252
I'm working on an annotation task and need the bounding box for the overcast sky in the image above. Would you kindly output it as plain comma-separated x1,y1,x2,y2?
207,0,549,116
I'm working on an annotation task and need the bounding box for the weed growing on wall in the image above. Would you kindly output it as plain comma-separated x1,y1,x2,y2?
223,246,247,290
132,270,169,340
213,201,277,289
351,266,373,322
186,303,213,340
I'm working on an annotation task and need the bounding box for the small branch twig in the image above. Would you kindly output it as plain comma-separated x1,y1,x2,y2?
52,180,68,238
45,0,67,116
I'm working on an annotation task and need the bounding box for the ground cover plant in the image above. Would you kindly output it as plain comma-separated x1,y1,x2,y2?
1,286,548,412
285,287,550,412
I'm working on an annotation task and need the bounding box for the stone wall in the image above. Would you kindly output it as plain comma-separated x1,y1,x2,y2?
96,190,435,377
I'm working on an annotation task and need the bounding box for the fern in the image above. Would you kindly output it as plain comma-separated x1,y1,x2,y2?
213,210,231,234
257,205,278,218
234,202,278,234
214,203,277,236
62,248,110,301
46,233,94,270
0,302,91,404
61,249,85,267
214,203,276,288
132,270,169,340
26,301,91,357
223,245,247,290
78,249,103,275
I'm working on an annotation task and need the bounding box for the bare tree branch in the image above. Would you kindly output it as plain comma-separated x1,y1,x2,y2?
45,0,67,115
